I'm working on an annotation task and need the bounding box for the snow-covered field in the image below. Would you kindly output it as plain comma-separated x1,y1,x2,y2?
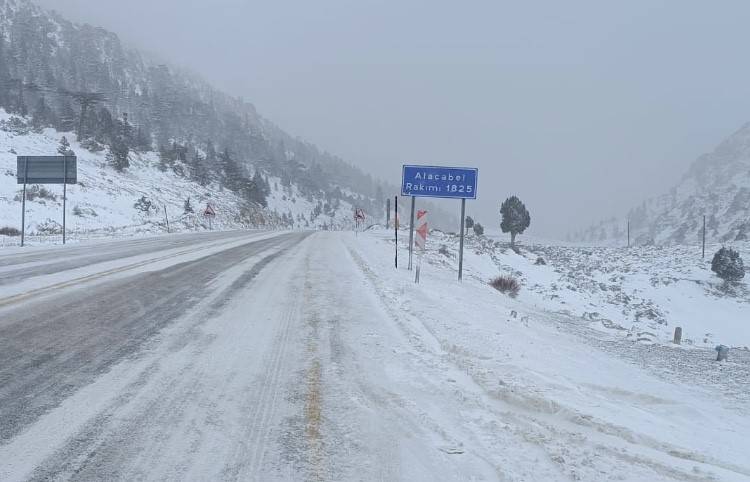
414,228,750,349
0,109,359,246
1,228,747,480
349,228,750,480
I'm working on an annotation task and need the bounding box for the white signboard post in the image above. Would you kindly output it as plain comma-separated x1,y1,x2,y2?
17,156,77,246
414,209,428,283
203,204,216,230
401,165,478,281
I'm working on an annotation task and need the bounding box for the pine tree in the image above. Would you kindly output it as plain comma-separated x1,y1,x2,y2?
32,96,55,128
465,216,475,235
219,148,242,191
0,34,9,109
711,247,745,282
57,136,74,156
109,115,131,171
183,197,194,214
500,196,531,247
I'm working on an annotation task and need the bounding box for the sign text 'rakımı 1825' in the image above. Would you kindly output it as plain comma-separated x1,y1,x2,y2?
401,165,478,199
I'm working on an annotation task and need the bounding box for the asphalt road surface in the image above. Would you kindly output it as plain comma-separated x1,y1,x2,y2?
0,231,498,481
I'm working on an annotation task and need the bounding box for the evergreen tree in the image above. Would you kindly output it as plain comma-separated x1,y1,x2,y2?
57,136,74,156
500,196,531,246
109,115,131,171
251,170,269,205
32,96,55,128
473,223,484,236
135,125,152,151
711,247,745,282
0,34,9,109
219,148,242,191
465,216,475,235
183,197,194,214
57,101,78,133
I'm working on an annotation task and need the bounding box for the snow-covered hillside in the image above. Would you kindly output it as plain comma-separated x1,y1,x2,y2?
575,122,750,246
389,227,750,349
0,110,361,245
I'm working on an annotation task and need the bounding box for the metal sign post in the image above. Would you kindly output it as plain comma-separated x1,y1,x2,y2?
408,196,416,270
415,210,428,283
354,208,365,235
17,156,77,247
164,205,170,234
401,165,478,281
394,196,398,269
459,198,466,281
21,157,28,247
63,156,67,244
203,204,216,230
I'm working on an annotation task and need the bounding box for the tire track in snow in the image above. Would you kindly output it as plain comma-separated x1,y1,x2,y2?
5,234,310,482
220,248,304,480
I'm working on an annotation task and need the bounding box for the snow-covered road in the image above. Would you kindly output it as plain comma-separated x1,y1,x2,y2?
0,231,747,481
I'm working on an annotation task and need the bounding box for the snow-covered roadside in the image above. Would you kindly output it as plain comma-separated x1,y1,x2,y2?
422,228,749,349
345,229,750,481
0,109,361,247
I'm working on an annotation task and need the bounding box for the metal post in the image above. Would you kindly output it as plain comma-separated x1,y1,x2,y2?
408,196,416,270
627,219,630,248
21,157,28,247
702,215,706,259
458,198,466,281
164,205,170,233
62,156,67,245
394,196,398,269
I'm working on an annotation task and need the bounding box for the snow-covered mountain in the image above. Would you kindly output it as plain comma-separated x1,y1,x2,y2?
0,0,399,240
574,122,750,246
0,109,361,243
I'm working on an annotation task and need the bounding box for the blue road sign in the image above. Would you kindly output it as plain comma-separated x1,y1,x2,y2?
401,165,478,199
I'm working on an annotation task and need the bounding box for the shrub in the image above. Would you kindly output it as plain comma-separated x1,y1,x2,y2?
473,223,484,236
490,275,520,298
0,226,21,236
14,185,57,202
36,219,62,235
134,195,153,214
535,257,546,265
73,205,97,217
711,247,745,282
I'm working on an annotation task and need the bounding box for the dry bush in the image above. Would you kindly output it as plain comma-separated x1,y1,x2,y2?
490,275,520,298
0,226,21,236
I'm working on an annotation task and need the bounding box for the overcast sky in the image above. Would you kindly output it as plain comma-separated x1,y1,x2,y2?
36,0,750,237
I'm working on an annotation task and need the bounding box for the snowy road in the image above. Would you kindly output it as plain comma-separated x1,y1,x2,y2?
0,231,748,481
0,231,495,481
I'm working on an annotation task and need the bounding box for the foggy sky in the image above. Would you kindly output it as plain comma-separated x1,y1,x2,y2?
36,0,750,237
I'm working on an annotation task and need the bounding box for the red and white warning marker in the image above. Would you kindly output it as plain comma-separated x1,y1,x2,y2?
203,203,216,230
354,208,366,233
415,210,428,283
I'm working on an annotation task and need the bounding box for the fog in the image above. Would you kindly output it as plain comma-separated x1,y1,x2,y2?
37,0,750,238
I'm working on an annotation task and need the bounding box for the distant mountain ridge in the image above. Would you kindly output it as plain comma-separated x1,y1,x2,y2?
573,122,750,245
